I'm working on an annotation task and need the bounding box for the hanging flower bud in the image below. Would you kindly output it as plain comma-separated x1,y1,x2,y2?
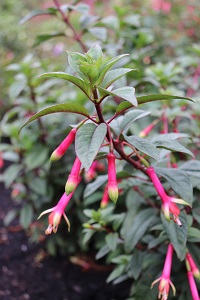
187,270,200,300
100,185,109,208
139,120,158,138
107,153,118,203
151,244,176,300
50,128,77,161
84,161,98,182
186,252,200,280
65,157,82,195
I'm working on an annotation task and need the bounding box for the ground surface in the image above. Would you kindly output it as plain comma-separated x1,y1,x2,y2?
0,179,131,300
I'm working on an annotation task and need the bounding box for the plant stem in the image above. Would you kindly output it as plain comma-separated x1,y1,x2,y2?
53,0,87,52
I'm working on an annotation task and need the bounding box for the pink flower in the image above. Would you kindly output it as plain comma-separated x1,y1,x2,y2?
151,244,176,300
186,252,200,280
38,192,74,234
139,120,158,137
84,161,98,182
107,153,118,203
146,166,190,225
187,271,200,300
100,184,109,208
65,157,82,195
50,128,77,161
151,0,171,14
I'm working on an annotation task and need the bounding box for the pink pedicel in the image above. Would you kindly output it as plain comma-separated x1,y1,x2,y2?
151,244,176,300
100,185,109,208
186,252,200,280
146,166,190,225
107,153,118,203
65,157,82,195
187,271,200,300
50,128,77,161
38,192,74,234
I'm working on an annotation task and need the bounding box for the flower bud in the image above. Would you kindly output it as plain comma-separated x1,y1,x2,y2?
50,128,76,161
107,153,118,203
100,185,109,208
65,157,82,195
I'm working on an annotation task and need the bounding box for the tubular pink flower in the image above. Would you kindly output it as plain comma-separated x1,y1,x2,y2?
100,185,109,208
146,166,190,225
139,120,158,137
50,128,77,161
186,252,200,280
151,244,176,300
187,271,200,300
107,153,118,203
65,157,82,195
84,161,98,182
38,192,74,234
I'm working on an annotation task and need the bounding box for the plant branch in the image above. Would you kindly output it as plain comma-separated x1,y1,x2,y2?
53,0,87,52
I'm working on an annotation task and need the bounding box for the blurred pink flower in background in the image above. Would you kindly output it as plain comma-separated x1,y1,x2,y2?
151,0,171,13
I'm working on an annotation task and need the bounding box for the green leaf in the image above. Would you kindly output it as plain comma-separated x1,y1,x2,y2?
98,86,138,106
4,210,17,226
124,134,159,161
19,103,90,133
102,68,135,88
33,32,66,47
187,227,200,242
29,178,47,196
192,208,200,224
120,109,150,132
96,54,129,85
75,123,107,171
67,51,88,81
124,208,157,252
86,44,103,60
19,204,33,229
115,94,194,113
19,9,57,24
137,94,194,105
3,164,23,188
161,211,188,261
83,175,108,198
180,160,200,178
106,265,125,283
130,250,144,280
25,147,49,171
151,134,194,157
105,233,119,251
38,72,91,97
96,244,111,260
148,234,167,249
88,27,107,41
154,167,193,205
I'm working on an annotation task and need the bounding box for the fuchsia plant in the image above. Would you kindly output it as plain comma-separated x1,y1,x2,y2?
19,44,198,299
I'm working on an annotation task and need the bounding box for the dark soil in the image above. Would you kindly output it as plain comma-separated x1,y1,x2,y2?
0,178,131,300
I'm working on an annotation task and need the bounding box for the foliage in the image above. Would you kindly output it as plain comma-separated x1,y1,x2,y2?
1,0,200,299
